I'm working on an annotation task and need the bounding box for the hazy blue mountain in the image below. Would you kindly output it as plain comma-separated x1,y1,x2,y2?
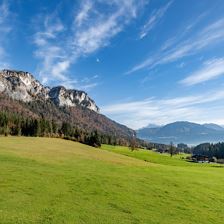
137,121,224,145
144,123,162,128
203,123,224,131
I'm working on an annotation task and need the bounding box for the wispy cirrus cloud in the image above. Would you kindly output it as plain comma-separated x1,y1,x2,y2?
160,12,208,52
180,58,224,86
102,90,224,129
139,1,172,39
128,17,224,74
0,0,9,24
33,0,145,88
33,16,67,84
61,74,100,91
74,0,93,27
0,0,12,69
72,0,145,55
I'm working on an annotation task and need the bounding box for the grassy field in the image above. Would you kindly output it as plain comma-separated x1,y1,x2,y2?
0,137,224,223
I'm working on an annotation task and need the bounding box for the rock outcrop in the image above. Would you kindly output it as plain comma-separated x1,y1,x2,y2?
0,69,99,112
49,86,99,112
0,69,49,102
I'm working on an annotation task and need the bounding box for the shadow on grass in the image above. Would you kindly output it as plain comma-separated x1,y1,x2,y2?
211,165,224,168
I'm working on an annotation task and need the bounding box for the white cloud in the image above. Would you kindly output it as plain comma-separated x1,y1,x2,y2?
139,1,172,39
181,58,224,86
0,0,9,24
34,0,145,88
0,0,12,69
61,74,99,91
74,0,93,27
72,0,143,55
33,15,68,84
101,90,224,129
73,13,123,54
128,17,224,74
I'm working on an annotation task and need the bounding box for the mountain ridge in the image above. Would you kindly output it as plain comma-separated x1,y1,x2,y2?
0,69,99,112
0,69,135,141
202,123,224,131
137,121,224,145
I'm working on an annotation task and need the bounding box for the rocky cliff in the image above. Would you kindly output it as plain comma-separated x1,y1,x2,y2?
49,86,99,112
0,69,99,112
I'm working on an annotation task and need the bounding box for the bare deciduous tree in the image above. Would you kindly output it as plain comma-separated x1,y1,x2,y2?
169,141,175,157
129,134,137,151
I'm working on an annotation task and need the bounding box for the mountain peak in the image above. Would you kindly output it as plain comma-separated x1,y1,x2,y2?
0,69,99,113
0,69,48,102
143,123,162,129
49,86,99,112
137,121,224,145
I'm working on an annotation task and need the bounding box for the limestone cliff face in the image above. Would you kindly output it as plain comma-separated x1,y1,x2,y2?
0,69,99,113
0,69,49,102
49,86,99,112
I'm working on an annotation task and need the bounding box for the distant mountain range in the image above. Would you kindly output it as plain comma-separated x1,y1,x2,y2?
137,121,224,145
2,69,224,146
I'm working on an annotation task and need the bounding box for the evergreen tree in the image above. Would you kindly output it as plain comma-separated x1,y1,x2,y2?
33,119,41,136
61,122,72,136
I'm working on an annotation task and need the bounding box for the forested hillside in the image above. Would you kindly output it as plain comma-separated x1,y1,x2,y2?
0,93,136,146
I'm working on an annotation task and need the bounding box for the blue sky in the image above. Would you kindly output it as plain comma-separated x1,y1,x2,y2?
1,0,224,129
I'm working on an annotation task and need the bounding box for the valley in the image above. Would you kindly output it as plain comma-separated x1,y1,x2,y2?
1,1,224,223
0,137,224,224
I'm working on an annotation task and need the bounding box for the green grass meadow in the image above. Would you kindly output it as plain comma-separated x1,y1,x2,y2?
0,137,224,223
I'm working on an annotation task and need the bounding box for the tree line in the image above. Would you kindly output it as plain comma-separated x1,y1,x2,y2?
0,111,128,148
193,142,224,159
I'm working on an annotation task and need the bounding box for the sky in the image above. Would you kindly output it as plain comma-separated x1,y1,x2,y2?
1,0,224,129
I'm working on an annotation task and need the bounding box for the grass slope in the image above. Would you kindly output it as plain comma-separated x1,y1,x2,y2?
0,137,224,224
